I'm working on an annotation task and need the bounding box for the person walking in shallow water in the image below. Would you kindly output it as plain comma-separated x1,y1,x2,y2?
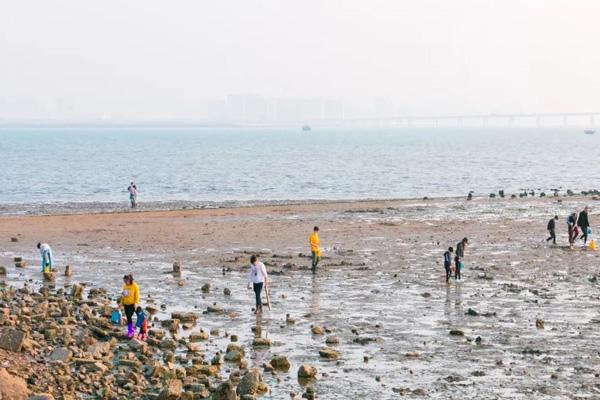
247,255,268,314
309,226,321,274
128,181,138,208
546,215,558,245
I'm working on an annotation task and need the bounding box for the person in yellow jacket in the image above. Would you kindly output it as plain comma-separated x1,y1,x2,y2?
119,274,140,338
309,226,321,274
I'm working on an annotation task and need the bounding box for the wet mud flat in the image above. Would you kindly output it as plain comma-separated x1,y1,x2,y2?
1,196,600,399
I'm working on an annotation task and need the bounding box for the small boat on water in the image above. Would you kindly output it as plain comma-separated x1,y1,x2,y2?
302,125,312,132
584,129,595,135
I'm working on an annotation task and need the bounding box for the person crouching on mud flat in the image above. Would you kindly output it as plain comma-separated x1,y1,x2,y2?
247,255,268,314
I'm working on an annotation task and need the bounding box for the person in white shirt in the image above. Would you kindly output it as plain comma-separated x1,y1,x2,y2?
247,255,268,314
37,242,54,272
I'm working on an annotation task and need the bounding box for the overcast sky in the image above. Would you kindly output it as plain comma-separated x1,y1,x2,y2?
1,0,599,120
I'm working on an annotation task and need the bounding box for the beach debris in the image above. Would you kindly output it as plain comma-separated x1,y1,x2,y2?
536,319,545,330
449,330,464,336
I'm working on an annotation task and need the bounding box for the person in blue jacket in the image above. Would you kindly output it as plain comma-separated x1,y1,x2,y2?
443,247,454,283
37,242,54,272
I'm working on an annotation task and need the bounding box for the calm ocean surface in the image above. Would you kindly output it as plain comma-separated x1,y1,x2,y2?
0,126,598,214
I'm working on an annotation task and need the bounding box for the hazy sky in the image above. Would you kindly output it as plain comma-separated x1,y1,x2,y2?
1,0,599,120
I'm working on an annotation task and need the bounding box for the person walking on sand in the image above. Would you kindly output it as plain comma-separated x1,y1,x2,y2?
37,242,54,272
128,181,138,208
454,238,468,282
247,255,268,314
568,212,578,248
119,274,140,338
309,226,321,274
546,215,559,245
578,207,591,245
443,246,454,284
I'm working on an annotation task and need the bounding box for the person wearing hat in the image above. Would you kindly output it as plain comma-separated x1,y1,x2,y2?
119,274,140,338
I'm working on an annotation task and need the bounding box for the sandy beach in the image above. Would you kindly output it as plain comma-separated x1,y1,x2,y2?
1,196,600,399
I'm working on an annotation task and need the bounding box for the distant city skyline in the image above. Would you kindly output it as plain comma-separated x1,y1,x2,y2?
2,1,600,122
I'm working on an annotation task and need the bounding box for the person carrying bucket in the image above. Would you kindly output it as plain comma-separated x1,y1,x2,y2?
119,274,140,338
37,242,54,272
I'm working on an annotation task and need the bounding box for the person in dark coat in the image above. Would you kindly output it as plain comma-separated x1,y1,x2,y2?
578,207,591,244
546,215,558,245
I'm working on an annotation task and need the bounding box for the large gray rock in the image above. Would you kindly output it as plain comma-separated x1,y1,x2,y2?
236,368,260,396
211,380,236,400
0,328,26,352
48,347,72,362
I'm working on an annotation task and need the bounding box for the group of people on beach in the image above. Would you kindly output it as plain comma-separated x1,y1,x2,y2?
443,237,468,284
34,225,323,339
546,206,592,248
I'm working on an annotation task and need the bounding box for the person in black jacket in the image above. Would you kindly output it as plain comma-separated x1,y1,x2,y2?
454,238,468,281
546,215,558,245
578,207,590,244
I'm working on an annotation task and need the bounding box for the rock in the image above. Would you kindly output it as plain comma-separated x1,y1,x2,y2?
212,380,236,400
286,314,296,324
0,327,26,352
236,368,261,396
28,394,55,400
252,338,271,347
536,319,545,329
0,368,28,400
129,338,148,352
206,305,224,314
311,326,324,335
325,336,339,345
13,256,22,262
48,347,72,362
43,272,55,282
178,280,185,287
318,347,339,360
71,283,83,299
15,260,26,268
158,379,182,400
189,331,209,342
171,312,198,322
201,283,211,293
0,266,6,275
223,288,231,296
449,330,464,336
224,350,243,362
298,364,317,379
10,237,18,242
466,308,478,316
467,193,473,200
270,355,290,371
64,265,72,276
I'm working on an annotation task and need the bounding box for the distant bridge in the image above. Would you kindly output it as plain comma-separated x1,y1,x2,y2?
304,112,600,128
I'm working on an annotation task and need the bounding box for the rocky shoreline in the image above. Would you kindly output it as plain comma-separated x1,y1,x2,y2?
0,276,323,400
